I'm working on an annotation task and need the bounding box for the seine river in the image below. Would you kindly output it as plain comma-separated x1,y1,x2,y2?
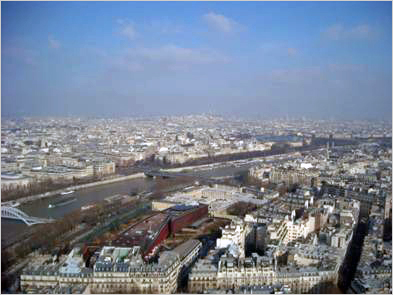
1,163,254,243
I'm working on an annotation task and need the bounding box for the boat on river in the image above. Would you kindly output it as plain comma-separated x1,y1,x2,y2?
48,197,77,208
60,190,75,195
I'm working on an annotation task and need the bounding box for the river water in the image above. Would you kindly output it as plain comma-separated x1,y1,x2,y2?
1,163,254,243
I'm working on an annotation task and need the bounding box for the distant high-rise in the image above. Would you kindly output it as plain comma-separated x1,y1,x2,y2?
328,133,336,149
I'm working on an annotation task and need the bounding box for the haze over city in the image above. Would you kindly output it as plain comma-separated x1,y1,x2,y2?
2,1,392,119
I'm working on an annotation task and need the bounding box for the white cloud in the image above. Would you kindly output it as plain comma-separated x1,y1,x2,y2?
323,24,374,40
203,12,243,33
110,44,229,72
135,45,228,64
117,19,137,40
48,35,61,49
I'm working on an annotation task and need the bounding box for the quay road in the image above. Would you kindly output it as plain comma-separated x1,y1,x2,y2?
143,169,232,185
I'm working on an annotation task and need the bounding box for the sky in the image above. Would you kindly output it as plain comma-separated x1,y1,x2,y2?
2,1,392,120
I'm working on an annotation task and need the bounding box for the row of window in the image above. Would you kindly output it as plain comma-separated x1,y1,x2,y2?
92,283,170,291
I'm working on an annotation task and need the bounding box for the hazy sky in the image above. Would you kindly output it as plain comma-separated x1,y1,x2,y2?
2,1,392,119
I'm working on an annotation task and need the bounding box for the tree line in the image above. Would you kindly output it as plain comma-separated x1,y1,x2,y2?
2,197,143,275
1,175,104,202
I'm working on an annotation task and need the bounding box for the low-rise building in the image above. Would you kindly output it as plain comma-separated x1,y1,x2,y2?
189,245,343,294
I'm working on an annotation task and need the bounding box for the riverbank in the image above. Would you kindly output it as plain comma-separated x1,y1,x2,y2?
10,148,319,206
160,149,322,173
13,173,145,205
11,160,241,205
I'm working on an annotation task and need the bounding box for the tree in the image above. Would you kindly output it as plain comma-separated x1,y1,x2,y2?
1,249,13,271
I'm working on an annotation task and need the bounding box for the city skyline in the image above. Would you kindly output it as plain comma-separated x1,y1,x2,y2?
2,1,392,120
2,113,391,294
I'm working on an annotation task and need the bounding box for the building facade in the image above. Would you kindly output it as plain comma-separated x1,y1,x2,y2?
21,240,202,294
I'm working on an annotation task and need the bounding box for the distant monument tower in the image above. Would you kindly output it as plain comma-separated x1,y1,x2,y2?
326,142,330,160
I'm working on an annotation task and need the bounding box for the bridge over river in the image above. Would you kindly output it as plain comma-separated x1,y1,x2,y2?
1,206,54,226
143,169,231,184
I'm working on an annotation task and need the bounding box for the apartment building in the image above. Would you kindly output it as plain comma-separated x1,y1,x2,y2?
21,240,202,294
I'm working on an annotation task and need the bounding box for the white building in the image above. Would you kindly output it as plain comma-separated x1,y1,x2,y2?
216,219,251,258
